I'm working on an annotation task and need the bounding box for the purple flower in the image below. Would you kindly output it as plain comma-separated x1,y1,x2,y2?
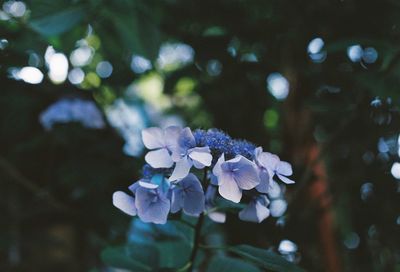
205,186,226,223
134,181,171,224
112,190,137,216
255,147,295,186
142,126,181,168
169,128,212,181
170,173,205,216
239,195,270,223
213,154,260,203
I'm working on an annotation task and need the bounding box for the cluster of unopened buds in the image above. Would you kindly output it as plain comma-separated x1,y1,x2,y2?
113,127,295,224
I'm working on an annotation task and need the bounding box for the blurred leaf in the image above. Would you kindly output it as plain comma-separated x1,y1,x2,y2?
101,244,159,271
129,218,194,245
215,197,246,211
97,2,162,60
229,245,305,272
157,240,192,269
206,256,261,272
29,7,85,36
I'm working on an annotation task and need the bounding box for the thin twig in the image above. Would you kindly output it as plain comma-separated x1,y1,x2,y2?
0,156,71,213
187,168,208,272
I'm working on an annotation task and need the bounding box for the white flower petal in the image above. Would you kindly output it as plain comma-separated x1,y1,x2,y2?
169,157,192,181
212,154,225,178
189,147,212,168
277,174,295,184
218,172,242,203
112,191,137,216
276,161,293,176
141,127,165,149
145,148,174,168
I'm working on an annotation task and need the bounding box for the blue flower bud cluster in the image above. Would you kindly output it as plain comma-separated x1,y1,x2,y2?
193,129,256,162
113,126,295,224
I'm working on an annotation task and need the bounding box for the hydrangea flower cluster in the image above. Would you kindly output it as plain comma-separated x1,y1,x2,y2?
113,126,295,224
39,98,105,130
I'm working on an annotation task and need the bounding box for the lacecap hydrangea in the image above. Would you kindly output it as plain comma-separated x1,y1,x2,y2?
113,126,295,224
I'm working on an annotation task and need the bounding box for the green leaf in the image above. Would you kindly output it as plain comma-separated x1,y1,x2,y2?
214,197,246,211
101,244,159,271
156,240,192,269
206,256,261,272
229,245,305,272
29,7,85,36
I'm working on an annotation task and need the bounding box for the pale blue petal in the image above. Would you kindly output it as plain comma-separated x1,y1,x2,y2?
205,185,217,203
181,174,205,216
141,127,165,149
138,180,159,189
212,154,225,179
277,174,295,184
276,161,293,176
189,147,212,168
208,211,226,223
257,152,280,171
128,182,140,193
164,126,181,151
209,173,219,185
170,188,184,213
145,148,174,168
205,186,226,223
183,190,204,216
239,197,270,223
254,146,263,158
113,191,137,216
165,126,183,161
135,187,170,224
192,159,205,169
169,157,192,181
218,172,242,203
135,187,157,212
255,168,270,193
230,156,260,190
178,127,196,149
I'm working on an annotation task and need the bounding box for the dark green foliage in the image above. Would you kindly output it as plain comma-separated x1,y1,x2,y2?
1,0,400,271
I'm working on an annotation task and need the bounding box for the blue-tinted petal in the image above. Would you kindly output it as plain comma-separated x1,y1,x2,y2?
208,210,226,223
164,126,181,151
254,146,263,158
135,187,170,224
205,185,217,204
205,186,226,223
178,127,196,149
138,180,159,189
181,174,205,216
128,182,140,193
189,147,212,168
239,197,270,223
113,191,137,216
135,187,157,211
170,188,184,213
169,157,192,181
142,127,165,149
145,148,174,168
276,161,293,176
209,173,219,185
212,154,225,179
277,174,295,184
257,152,279,172
255,168,270,193
218,172,242,203
229,156,260,190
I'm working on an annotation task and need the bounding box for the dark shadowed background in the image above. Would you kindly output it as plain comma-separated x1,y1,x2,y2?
1,0,400,271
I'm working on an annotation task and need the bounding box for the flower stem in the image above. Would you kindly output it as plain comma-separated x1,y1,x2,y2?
188,212,204,272
187,168,208,271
